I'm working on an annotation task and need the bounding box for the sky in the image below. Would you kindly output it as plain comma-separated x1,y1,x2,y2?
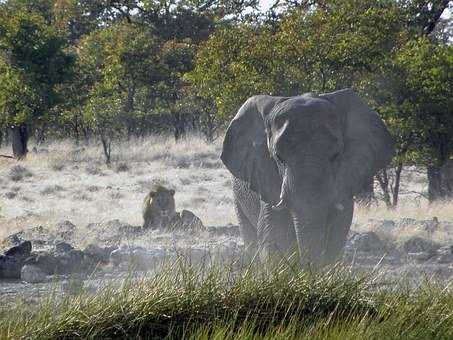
259,0,274,11
258,0,452,18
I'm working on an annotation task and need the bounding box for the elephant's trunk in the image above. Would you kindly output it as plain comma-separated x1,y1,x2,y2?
291,208,328,269
280,161,332,269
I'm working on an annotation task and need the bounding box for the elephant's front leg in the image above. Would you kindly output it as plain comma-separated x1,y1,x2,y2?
257,202,297,262
323,197,354,265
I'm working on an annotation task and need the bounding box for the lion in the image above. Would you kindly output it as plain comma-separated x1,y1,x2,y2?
142,185,177,229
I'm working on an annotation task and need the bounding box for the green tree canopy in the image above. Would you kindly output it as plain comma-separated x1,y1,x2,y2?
0,0,74,157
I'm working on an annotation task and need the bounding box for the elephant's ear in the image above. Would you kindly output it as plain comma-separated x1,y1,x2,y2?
320,89,394,196
221,96,283,204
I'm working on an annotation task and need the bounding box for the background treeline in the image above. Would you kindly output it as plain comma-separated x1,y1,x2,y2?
0,0,452,205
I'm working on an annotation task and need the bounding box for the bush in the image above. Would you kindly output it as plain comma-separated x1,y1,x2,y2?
49,159,65,171
85,163,103,176
40,185,65,195
115,162,129,172
8,165,32,182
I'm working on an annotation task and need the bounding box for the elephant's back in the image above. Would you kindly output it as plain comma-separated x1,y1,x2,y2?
232,176,260,227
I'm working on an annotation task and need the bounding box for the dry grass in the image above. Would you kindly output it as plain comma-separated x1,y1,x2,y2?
0,136,233,243
1,135,453,246
1,136,453,339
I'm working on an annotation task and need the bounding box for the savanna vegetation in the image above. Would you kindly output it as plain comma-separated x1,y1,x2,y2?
0,0,452,205
1,2,453,339
0,260,452,340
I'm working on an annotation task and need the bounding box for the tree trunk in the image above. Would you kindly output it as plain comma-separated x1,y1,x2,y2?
428,160,453,202
11,124,28,159
35,127,46,145
101,137,111,165
376,169,392,208
355,177,374,207
428,164,446,202
125,84,135,140
173,112,186,141
392,163,403,207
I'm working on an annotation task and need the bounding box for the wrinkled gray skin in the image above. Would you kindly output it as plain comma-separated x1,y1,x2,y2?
221,89,394,268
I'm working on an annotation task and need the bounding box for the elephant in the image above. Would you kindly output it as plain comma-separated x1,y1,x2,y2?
221,88,394,268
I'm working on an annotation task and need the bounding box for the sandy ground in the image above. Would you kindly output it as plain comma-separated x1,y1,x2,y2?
0,135,452,303
0,135,451,245
0,136,234,244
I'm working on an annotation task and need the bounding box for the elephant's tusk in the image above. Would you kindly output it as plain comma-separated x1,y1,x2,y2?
272,199,286,211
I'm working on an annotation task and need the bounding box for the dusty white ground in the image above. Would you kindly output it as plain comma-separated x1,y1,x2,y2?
0,135,452,246
0,135,452,302
0,136,234,245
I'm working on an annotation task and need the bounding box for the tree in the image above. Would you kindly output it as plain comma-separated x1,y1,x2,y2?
153,39,199,140
84,88,124,164
75,20,163,161
188,0,406,203
0,1,74,158
395,38,453,201
189,0,404,118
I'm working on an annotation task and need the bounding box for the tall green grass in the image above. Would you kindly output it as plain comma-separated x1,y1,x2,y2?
0,258,452,339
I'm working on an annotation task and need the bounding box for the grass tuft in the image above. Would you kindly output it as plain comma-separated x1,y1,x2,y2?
8,165,33,182
0,259,451,340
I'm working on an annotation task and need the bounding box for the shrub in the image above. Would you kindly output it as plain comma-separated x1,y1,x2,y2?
50,159,65,171
8,165,32,182
85,163,103,176
115,162,129,172
40,185,65,195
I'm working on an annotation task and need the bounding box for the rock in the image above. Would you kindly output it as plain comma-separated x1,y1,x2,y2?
25,248,93,275
407,251,436,263
55,241,74,254
55,220,76,241
179,210,205,231
208,224,240,237
436,245,453,264
347,232,387,253
21,264,46,283
110,246,168,269
2,231,25,247
402,237,440,254
32,240,47,248
24,253,60,275
110,245,130,267
4,241,32,261
131,248,167,270
55,249,85,274
0,255,21,279
84,244,114,264
3,226,54,249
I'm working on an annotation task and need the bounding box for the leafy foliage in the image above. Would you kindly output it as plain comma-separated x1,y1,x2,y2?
0,1,74,127
0,0,451,200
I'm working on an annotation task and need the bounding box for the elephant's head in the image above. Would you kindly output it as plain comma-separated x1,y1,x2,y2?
221,89,394,265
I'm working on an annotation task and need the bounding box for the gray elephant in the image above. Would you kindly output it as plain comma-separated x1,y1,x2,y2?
221,88,394,268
